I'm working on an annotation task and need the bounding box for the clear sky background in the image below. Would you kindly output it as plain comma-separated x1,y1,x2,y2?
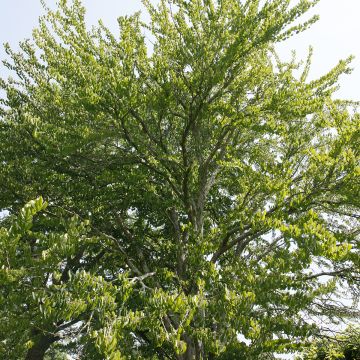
0,0,360,100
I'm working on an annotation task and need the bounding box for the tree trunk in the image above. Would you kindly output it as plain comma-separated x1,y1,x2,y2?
180,335,204,360
182,341,195,360
25,331,58,360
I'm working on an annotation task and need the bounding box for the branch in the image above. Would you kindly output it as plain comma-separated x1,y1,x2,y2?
254,235,284,262
167,207,185,278
129,108,169,154
211,228,266,263
301,268,355,281
119,112,182,198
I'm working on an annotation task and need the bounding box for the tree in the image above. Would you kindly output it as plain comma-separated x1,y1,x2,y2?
0,0,359,358
297,326,360,360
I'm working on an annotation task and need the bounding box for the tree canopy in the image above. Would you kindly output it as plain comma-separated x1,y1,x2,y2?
297,326,360,360
0,0,359,359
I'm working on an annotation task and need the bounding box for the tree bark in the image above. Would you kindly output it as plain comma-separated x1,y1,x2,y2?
25,331,58,360
182,338,195,360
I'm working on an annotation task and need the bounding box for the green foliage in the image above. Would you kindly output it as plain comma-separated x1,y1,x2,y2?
0,0,359,359
297,326,360,360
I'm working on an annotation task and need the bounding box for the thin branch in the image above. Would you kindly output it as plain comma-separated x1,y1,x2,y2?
301,269,354,281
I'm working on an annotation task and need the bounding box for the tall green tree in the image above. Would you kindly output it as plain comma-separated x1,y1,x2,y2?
0,0,359,359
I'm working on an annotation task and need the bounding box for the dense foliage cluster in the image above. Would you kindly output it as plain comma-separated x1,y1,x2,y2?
297,327,360,360
0,0,359,359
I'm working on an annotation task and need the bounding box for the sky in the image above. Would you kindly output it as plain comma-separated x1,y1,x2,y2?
0,0,360,101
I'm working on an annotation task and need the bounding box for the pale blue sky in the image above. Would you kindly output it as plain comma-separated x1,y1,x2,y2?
0,0,359,100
